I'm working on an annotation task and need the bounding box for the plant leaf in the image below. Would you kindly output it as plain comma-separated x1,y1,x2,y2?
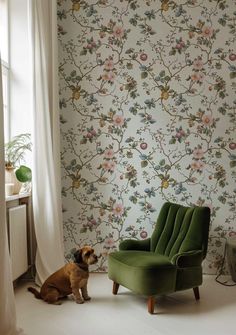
15,165,32,182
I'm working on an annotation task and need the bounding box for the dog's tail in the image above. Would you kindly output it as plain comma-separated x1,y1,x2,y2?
28,287,42,299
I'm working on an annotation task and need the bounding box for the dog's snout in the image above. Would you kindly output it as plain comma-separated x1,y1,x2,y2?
91,254,98,264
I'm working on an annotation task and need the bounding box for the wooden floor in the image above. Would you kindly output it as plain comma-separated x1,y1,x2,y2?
15,274,236,335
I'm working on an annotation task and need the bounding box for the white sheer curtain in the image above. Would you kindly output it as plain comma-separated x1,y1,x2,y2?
29,0,65,285
0,60,24,335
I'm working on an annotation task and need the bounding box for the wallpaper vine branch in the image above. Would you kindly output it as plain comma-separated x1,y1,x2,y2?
58,0,236,273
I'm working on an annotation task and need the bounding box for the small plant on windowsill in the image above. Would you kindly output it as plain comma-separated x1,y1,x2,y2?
5,133,32,195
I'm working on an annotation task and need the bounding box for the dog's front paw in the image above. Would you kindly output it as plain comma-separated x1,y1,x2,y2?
54,300,62,305
84,296,91,301
75,298,84,304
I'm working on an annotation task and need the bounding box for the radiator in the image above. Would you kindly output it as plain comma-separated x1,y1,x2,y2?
8,205,28,280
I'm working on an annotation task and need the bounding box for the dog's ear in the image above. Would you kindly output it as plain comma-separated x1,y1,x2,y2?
74,249,83,263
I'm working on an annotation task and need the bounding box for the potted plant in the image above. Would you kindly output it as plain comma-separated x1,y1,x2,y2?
5,133,32,194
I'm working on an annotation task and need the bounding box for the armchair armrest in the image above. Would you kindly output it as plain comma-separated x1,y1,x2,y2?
171,250,203,268
119,238,151,251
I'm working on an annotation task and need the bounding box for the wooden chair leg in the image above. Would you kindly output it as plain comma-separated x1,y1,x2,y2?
147,296,155,314
193,287,200,300
112,282,119,295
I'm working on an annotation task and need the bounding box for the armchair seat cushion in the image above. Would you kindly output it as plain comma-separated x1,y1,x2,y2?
108,251,177,296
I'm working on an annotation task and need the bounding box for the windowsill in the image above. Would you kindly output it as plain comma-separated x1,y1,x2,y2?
6,191,31,202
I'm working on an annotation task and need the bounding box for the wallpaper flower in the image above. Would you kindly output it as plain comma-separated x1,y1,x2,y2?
58,0,236,273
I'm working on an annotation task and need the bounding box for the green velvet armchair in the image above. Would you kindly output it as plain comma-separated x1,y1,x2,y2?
108,202,210,314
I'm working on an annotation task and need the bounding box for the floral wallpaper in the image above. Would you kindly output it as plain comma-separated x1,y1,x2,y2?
58,0,236,274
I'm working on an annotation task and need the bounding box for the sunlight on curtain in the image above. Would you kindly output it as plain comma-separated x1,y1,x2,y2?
0,57,25,335
28,0,65,285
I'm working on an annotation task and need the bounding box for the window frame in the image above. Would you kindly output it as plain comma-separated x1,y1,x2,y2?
1,60,10,141
0,0,10,142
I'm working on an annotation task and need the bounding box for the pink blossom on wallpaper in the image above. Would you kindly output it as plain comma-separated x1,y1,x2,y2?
86,132,93,139
140,230,148,239
175,39,185,50
140,52,148,61
102,161,116,171
102,71,116,82
112,25,124,39
175,128,186,139
99,31,106,38
104,237,115,248
104,58,114,70
229,231,236,237
201,26,214,38
113,114,125,127
102,161,110,171
193,147,204,159
193,57,204,70
191,72,200,81
140,142,148,150
229,142,236,150
113,203,124,217
191,160,205,171
86,129,96,138
102,72,109,81
191,72,204,82
104,148,115,159
202,114,213,126
229,53,236,61
87,218,97,227
190,161,198,170
87,42,96,50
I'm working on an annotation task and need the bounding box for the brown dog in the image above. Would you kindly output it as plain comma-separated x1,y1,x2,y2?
28,246,98,304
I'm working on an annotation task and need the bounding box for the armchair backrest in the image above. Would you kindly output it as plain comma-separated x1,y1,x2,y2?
150,202,210,259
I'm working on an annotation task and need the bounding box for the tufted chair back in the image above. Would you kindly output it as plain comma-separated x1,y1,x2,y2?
150,202,210,259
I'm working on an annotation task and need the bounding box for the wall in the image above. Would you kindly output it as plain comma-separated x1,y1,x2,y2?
58,0,236,273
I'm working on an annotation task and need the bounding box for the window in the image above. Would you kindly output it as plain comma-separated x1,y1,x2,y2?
1,0,32,149
0,0,9,142
2,64,9,141
0,0,8,62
